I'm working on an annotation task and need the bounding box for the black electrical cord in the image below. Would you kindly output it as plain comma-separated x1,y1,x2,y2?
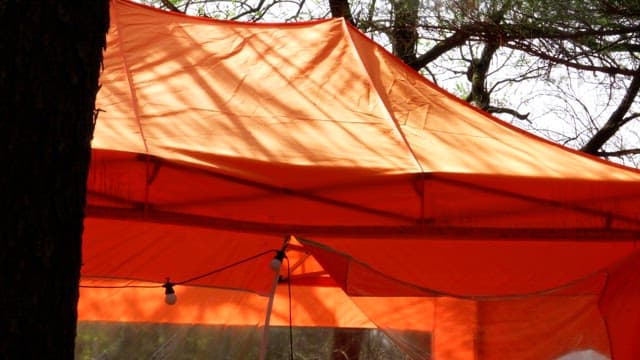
79,249,278,289
183,243,293,359
77,283,160,289
80,247,295,358
176,249,276,285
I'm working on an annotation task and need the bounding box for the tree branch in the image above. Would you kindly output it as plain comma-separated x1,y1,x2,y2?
409,30,470,71
506,23,640,42
623,112,640,123
507,40,637,76
581,68,640,154
596,148,640,158
160,0,183,12
485,106,530,121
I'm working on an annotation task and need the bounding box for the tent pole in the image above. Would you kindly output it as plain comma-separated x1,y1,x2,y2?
260,236,290,360
259,270,280,360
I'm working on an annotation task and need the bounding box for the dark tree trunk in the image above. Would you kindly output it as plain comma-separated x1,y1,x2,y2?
391,0,419,65
466,41,499,109
0,1,109,358
329,0,354,25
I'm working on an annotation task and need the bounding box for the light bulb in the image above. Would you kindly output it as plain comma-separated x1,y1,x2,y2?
270,257,282,272
163,280,177,305
270,250,285,272
165,292,177,305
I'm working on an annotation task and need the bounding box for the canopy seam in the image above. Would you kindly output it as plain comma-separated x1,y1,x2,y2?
111,1,152,212
342,21,426,220
111,1,149,154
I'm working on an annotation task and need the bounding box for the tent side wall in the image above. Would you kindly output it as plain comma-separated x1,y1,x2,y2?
81,1,640,359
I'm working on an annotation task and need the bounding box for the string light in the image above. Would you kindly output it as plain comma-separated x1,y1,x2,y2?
270,235,290,272
163,279,177,305
80,249,280,305
270,250,286,272
81,240,296,358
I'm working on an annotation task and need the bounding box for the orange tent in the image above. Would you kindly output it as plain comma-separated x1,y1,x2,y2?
78,0,640,358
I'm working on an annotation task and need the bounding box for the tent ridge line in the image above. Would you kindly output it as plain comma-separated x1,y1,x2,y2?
111,0,153,212
86,205,640,241
342,21,427,221
112,0,149,154
343,22,423,170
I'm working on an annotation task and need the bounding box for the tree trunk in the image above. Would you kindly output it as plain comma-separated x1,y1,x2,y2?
466,41,499,109
0,1,109,358
329,0,354,25
391,0,420,66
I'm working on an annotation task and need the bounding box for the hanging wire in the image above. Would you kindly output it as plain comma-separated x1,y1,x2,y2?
79,244,297,357
77,283,160,289
176,249,275,285
79,249,277,289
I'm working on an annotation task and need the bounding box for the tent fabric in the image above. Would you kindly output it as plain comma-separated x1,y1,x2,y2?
80,0,640,358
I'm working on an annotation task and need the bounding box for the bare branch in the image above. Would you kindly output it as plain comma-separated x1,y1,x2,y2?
581,68,640,154
489,71,543,94
289,0,306,21
486,106,530,121
623,112,640,123
159,0,182,12
596,148,640,157
229,0,266,21
507,40,637,76
409,31,470,71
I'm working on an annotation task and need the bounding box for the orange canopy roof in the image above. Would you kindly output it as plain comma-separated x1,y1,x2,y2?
81,1,640,358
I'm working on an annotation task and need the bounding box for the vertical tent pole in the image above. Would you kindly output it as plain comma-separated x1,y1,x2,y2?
259,270,281,360
259,235,290,360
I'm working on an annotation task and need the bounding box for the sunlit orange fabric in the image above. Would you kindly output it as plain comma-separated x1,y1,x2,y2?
79,0,640,358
